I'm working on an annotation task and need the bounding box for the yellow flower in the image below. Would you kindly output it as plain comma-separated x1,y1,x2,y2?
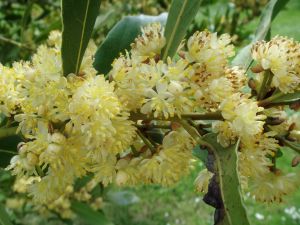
141,78,196,119
224,66,246,92
0,64,21,116
29,172,73,204
212,121,237,147
68,76,122,148
111,56,163,110
115,158,141,186
13,176,40,193
139,131,194,186
187,31,234,76
194,169,214,194
208,77,234,103
219,93,266,138
141,81,175,118
131,22,166,59
252,36,300,93
250,171,299,203
90,151,117,186
106,114,136,154
239,133,278,180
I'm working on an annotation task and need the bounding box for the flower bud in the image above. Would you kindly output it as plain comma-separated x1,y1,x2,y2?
65,185,74,194
51,132,66,144
46,143,62,155
17,142,26,150
248,78,256,90
292,156,300,167
115,171,128,186
168,81,183,94
27,153,38,166
37,105,46,116
115,159,129,170
251,64,264,73
18,145,27,156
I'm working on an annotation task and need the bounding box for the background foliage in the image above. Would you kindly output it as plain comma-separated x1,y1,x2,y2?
0,0,300,224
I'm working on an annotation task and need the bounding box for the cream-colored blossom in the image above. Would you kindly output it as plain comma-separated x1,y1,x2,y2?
219,94,266,138
250,171,299,203
141,81,175,118
252,36,300,93
68,76,122,148
0,64,21,116
194,169,214,194
131,22,165,59
139,131,194,186
3,24,300,208
90,151,117,186
212,121,237,147
239,132,279,180
187,31,234,76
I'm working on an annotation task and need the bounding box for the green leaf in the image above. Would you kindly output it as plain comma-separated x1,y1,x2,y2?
71,201,114,225
61,0,101,76
192,145,208,164
161,0,202,61
93,13,167,75
0,136,20,168
146,128,164,144
271,91,300,103
0,114,6,127
0,202,12,225
232,0,290,69
203,133,250,225
74,174,93,191
280,138,300,154
275,149,283,158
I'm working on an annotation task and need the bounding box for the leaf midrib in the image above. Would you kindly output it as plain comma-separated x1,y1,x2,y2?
75,0,90,74
162,0,188,61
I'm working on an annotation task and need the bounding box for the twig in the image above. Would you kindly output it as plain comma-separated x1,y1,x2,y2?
257,70,273,100
181,112,223,120
0,35,34,51
136,123,171,129
278,136,300,155
0,149,16,155
258,92,284,107
136,129,156,153
130,112,223,122
179,120,214,151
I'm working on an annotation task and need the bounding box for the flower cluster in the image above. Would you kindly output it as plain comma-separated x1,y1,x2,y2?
252,36,300,93
1,22,300,211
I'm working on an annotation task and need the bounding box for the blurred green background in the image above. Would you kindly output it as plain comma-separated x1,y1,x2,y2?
0,0,300,224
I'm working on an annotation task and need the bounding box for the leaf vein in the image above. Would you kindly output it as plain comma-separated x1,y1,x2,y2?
75,0,90,74
162,0,188,61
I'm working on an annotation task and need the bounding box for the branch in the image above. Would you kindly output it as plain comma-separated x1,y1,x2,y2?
136,129,156,153
277,136,300,155
258,92,284,107
257,70,273,100
178,120,214,151
136,123,171,129
130,112,223,122
181,112,223,120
